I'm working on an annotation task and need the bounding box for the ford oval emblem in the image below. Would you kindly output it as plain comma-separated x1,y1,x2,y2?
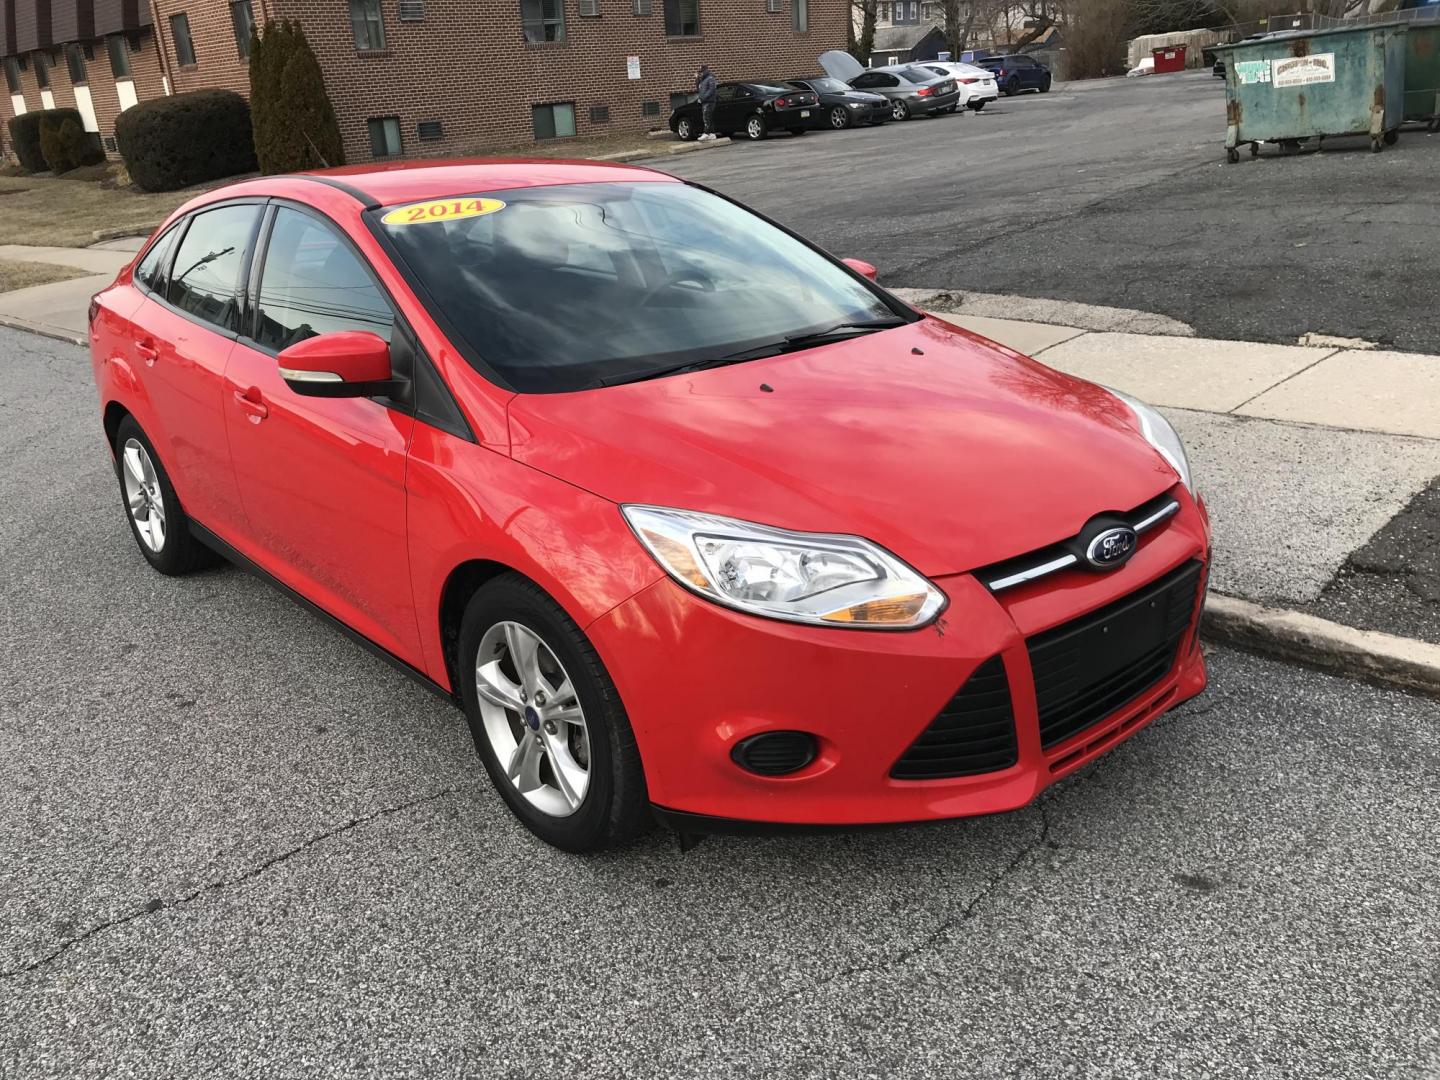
1085,526,1138,570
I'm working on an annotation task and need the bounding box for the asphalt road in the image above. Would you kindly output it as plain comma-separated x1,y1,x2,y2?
657,72,1440,355
3,329,1439,1076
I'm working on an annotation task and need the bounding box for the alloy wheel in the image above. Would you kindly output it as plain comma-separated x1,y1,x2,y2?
892,99,909,120
121,437,166,553
830,106,849,129
677,117,693,140
475,621,591,818
746,116,765,140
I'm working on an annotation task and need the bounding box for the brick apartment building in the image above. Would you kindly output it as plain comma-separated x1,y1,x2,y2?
1,0,845,165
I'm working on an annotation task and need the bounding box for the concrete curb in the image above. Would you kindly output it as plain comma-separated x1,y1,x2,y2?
0,313,85,346
92,224,161,242
1203,594,1440,697
595,139,734,164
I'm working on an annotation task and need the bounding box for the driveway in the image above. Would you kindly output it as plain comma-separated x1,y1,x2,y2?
2,326,1438,1077
656,72,1440,355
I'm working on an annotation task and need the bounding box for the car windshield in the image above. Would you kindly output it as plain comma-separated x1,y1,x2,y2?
803,77,850,93
373,183,909,393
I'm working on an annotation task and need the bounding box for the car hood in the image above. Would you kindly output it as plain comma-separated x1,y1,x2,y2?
819,49,867,81
507,318,1179,577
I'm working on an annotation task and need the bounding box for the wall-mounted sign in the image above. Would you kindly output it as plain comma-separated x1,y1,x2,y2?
626,55,641,80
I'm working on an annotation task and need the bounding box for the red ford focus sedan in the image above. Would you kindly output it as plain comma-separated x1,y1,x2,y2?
89,159,1209,851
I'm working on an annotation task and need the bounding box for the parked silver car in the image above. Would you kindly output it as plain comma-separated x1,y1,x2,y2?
818,50,961,121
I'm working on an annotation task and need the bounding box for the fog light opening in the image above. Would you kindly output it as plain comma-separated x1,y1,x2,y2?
731,731,818,777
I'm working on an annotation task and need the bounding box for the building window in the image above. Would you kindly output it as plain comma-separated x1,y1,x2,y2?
588,104,609,123
34,53,50,89
416,119,442,140
349,0,386,50
3,57,20,92
532,102,576,140
367,116,402,157
633,0,651,12
65,43,86,83
765,0,780,11
230,1,255,60
663,0,699,36
668,90,693,111
521,0,564,41
105,34,132,78
170,14,197,66
792,0,807,31
641,99,659,116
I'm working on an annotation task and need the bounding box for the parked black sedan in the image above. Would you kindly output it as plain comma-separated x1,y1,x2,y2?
670,81,820,141
785,77,890,130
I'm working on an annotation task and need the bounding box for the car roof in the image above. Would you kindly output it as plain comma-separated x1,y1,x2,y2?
189,158,682,211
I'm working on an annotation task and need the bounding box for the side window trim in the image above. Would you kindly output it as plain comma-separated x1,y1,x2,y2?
134,219,187,298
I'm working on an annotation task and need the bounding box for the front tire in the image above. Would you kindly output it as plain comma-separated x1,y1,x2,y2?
459,574,649,852
892,99,911,121
113,416,218,576
829,106,851,130
676,116,697,141
745,115,767,141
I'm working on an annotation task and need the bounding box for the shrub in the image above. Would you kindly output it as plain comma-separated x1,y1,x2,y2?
8,108,86,173
250,20,345,173
115,89,258,192
40,116,103,174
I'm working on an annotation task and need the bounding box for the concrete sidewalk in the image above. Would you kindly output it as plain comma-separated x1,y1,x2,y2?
0,242,138,345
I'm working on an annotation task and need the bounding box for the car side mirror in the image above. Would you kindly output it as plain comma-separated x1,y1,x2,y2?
277,331,396,398
842,258,878,282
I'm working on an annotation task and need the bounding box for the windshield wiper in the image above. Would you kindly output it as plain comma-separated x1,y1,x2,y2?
603,318,909,386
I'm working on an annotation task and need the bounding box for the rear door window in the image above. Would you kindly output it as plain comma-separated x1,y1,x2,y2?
167,204,260,333
254,206,394,351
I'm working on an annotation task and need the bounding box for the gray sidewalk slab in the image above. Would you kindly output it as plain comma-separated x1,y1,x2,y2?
0,273,107,344
1237,348,1440,440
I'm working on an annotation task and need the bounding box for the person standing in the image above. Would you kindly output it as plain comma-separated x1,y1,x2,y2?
696,65,718,141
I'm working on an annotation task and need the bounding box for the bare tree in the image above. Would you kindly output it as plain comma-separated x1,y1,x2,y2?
942,0,983,58
849,0,880,62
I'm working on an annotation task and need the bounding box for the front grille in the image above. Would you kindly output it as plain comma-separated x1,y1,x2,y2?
1029,560,1202,749
891,657,1019,780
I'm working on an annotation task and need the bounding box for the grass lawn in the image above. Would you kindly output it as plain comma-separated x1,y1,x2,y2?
0,175,214,247
0,257,92,292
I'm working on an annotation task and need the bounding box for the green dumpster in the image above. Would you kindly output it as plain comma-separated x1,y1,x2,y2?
1215,22,1408,160
1402,15,1440,130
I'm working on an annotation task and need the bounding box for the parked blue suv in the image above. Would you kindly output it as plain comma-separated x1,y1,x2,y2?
977,54,1052,96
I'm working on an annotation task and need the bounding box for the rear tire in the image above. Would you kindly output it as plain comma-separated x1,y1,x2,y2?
113,416,219,576
1004,77,1019,96
459,574,650,853
969,100,987,111
745,115,767,140
1040,77,1051,93
943,104,958,114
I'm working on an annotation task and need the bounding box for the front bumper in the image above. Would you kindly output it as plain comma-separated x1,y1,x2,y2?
589,491,1211,826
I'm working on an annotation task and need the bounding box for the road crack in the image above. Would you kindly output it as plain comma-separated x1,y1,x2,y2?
0,783,470,981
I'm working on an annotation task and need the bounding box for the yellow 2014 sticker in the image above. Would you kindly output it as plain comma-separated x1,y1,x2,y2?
381,197,506,226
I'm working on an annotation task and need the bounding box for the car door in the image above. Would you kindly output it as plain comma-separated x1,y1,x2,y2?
713,83,746,131
223,202,422,664
128,203,260,539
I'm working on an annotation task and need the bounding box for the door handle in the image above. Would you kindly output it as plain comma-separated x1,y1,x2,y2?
234,388,269,422
134,340,158,365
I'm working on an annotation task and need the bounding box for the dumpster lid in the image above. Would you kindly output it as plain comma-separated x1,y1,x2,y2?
1213,21,1410,49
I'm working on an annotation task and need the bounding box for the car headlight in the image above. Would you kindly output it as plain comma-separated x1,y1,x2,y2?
622,505,946,629
1108,388,1195,495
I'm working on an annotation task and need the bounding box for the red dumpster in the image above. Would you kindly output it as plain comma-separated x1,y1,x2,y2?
1152,44,1187,74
